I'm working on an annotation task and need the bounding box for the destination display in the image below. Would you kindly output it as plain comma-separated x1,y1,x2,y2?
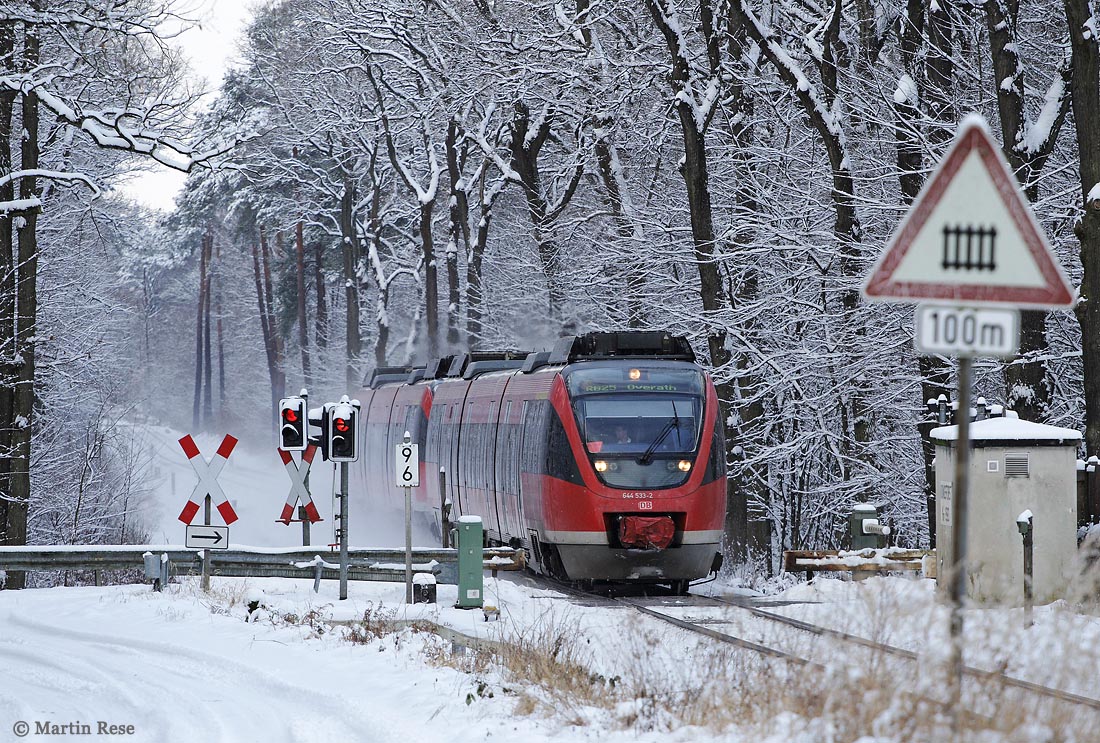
566,367,703,397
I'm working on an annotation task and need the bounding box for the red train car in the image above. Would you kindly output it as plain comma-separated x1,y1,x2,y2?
357,333,727,592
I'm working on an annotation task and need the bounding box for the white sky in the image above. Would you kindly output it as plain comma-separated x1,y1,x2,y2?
114,1,254,212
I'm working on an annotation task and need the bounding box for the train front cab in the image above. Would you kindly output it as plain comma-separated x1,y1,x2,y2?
532,359,726,583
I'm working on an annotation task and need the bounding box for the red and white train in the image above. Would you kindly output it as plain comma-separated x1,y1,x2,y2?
352,332,727,592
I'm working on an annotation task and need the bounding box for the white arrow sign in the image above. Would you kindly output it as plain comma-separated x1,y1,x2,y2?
185,525,229,550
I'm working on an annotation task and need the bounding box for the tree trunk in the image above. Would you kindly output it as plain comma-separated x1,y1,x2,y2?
251,236,282,426
984,0,1071,423
896,0,948,547
593,120,645,329
917,0,957,547
314,239,327,352
466,170,505,347
202,236,213,427
1066,0,1100,455
260,228,285,410
192,235,207,432
6,22,41,587
445,118,467,348
215,240,225,416
509,101,581,323
723,4,767,559
296,221,312,388
340,182,361,387
420,199,439,358
0,19,17,559
646,0,742,558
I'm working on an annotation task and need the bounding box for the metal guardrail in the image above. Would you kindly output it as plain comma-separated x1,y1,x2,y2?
0,545,525,585
783,548,935,578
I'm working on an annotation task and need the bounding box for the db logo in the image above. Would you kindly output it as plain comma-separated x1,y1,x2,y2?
638,501,653,510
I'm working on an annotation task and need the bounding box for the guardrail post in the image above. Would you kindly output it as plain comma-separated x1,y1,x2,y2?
299,505,311,547
143,552,161,592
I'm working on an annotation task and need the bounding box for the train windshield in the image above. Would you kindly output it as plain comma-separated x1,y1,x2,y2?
566,366,705,488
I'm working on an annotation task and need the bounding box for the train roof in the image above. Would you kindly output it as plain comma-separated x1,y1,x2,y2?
462,359,527,379
447,350,530,377
548,332,695,365
366,333,693,389
366,365,422,388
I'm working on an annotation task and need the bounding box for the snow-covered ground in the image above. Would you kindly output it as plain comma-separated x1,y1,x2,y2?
3,571,1099,742
6,421,1097,741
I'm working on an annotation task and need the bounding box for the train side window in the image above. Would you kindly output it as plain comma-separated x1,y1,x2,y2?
520,400,548,476
701,424,727,485
499,401,514,494
429,404,444,458
547,406,584,486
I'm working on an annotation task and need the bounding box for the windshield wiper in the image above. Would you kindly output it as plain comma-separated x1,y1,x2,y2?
638,411,680,465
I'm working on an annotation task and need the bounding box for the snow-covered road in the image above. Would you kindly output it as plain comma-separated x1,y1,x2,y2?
0,582,531,743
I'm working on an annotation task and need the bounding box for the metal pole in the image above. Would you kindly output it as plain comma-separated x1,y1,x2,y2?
405,484,413,604
948,355,972,732
201,494,212,592
299,505,310,547
339,462,349,600
302,389,311,548
1023,518,1034,628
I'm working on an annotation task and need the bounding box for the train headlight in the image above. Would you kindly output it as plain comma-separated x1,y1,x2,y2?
628,368,641,380
594,460,608,472
677,460,692,472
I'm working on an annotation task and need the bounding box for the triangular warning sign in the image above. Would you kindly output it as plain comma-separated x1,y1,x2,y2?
863,115,1074,308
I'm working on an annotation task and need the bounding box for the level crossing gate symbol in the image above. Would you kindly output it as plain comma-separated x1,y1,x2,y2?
177,434,240,525
278,444,322,524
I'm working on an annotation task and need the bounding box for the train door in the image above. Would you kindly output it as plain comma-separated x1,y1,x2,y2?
494,399,524,546
446,400,464,517
425,400,445,533
485,399,502,541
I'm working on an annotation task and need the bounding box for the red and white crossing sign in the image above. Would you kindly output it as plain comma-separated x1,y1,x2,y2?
277,445,322,525
177,434,239,525
863,115,1074,309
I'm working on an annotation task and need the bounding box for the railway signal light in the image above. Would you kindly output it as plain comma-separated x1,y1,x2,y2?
279,396,307,451
327,396,360,462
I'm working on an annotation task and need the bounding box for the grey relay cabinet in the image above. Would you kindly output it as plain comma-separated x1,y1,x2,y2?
931,414,1080,604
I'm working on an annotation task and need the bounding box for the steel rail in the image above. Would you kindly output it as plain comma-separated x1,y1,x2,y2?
706,595,1100,713
530,574,822,669
530,573,1100,714
617,597,820,668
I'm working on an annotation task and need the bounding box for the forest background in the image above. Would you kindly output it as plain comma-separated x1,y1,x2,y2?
4,0,1100,582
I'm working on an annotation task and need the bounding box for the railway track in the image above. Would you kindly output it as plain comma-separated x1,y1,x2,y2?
701,594,1100,713
522,573,1100,715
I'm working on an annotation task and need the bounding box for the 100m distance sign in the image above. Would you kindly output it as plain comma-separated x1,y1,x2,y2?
915,304,1020,357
